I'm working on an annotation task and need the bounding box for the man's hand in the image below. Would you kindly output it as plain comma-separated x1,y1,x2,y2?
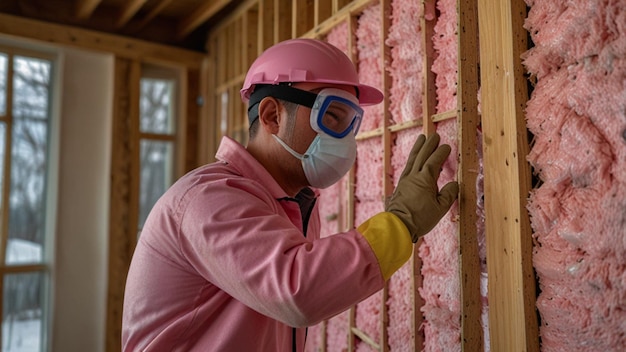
386,133,459,242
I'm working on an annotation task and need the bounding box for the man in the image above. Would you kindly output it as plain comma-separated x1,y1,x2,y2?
122,38,458,351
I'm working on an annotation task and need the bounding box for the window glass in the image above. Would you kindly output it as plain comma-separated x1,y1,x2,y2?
140,78,175,134
2,272,45,351
0,54,6,116
139,137,174,228
7,56,51,265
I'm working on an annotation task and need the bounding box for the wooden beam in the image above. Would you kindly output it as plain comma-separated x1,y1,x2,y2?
421,0,436,135
106,56,141,352
457,0,483,350
380,1,391,349
116,0,149,28
477,0,539,351
75,0,102,19
177,0,232,39
0,13,204,68
134,0,175,31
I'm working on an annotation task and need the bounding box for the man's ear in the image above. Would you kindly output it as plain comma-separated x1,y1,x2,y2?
257,97,281,135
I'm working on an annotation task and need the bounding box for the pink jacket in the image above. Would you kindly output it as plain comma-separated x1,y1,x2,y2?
122,136,385,351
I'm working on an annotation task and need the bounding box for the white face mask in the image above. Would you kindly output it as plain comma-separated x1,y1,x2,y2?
272,132,356,189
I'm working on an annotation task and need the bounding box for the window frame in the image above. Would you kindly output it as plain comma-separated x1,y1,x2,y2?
0,44,58,352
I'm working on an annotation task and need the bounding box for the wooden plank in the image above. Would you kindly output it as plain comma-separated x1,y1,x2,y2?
457,0,484,350
135,0,175,31
243,7,258,73
259,0,274,51
432,109,457,123
274,0,292,42
421,0,437,135
380,2,392,350
412,1,438,349
177,0,232,39
477,0,539,351
315,0,333,26
301,0,376,39
0,13,204,68
75,0,102,19
351,327,381,350
202,40,218,164
184,67,200,173
106,57,141,352
347,14,357,351
293,0,315,38
116,0,149,28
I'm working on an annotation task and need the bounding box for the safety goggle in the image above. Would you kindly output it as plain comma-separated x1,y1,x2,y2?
248,85,364,138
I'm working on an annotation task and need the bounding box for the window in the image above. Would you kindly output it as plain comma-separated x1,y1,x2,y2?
138,67,180,230
0,49,54,352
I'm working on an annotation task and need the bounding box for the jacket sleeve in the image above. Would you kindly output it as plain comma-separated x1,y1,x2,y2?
357,212,413,281
177,178,386,327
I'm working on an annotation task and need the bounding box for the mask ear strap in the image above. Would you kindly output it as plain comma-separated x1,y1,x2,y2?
272,134,307,160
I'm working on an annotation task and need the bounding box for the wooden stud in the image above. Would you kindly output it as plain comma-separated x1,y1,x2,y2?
116,0,149,28
347,14,358,351
259,0,274,52
184,67,200,172
106,57,141,352
177,0,232,39
315,0,333,26
457,0,484,350
477,0,539,351
274,0,292,42
421,0,437,135
134,0,175,32
380,1,392,351
293,0,315,39
75,0,102,19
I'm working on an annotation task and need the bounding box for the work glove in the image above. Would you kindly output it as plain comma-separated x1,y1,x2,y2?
386,133,459,242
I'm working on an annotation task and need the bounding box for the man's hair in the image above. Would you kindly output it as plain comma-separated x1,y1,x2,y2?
248,98,299,139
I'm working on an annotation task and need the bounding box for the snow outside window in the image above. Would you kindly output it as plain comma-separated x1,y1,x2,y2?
138,68,178,232
0,51,53,352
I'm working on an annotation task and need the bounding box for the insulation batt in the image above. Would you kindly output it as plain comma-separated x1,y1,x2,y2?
418,0,464,350
389,129,423,351
357,4,384,132
523,0,626,350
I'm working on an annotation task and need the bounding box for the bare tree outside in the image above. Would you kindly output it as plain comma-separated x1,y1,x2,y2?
138,77,175,230
1,54,51,352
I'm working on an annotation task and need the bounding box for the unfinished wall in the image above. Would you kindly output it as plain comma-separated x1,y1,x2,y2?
205,0,625,350
523,0,626,350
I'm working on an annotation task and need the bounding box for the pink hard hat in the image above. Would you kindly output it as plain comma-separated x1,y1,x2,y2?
240,38,383,106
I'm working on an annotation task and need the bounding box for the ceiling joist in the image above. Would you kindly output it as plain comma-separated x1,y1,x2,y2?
177,0,232,39
116,0,149,28
75,0,102,19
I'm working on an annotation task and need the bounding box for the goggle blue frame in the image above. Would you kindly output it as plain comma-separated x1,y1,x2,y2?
248,84,364,138
313,94,363,138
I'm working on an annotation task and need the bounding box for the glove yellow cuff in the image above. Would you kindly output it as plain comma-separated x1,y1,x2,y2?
357,212,413,281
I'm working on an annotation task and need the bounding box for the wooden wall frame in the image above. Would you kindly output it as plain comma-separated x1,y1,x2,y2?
206,0,540,351
477,0,539,350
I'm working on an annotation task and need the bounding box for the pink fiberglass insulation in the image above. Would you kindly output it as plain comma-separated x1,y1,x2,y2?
326,310,350,352
523,0,626,350
431,0,458,113
386,0,424,124
355,291,383,351
389,129,424,350
325,21,349,58
415,0,463,349
417,119,461,352
357,3,385,132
